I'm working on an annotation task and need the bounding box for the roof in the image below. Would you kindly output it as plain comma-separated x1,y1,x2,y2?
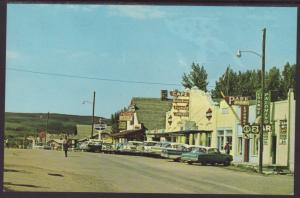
131,97,172,130
74,125,92,140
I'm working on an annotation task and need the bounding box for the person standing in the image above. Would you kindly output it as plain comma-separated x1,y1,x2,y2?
63,137,69,158
224,142,230,155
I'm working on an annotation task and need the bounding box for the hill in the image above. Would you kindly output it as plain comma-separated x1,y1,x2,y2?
4,112,110,138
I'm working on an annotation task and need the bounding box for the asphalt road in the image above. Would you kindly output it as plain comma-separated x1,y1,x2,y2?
3,149,294,194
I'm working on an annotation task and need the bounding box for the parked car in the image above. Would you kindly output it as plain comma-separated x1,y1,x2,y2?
150,142,172,155
138,141,159,153
181,147,233,166
122,141,144,153
161,144,197,161
102,142,113,153
78,141,89,151
86,140,102,152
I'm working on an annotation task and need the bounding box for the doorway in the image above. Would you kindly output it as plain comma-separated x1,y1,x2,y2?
272,136,277,164
244,139,250,162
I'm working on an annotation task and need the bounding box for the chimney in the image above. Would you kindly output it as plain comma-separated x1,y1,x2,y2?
161,90,168,100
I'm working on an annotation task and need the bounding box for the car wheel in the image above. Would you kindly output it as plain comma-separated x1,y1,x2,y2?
201,162,207,166
187,161,193,165
224,159,231,166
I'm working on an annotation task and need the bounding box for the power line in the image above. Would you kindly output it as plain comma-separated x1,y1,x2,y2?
5,66,218,88
6,67,182,86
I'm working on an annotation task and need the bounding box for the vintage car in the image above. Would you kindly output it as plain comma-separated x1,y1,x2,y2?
78,141,89,151
150,142,172,155
181,147,233,166
161,145,206,162
140,141,159,153
122,141,144,153
160,143,190,161
101,142,113,153
86,140,102,152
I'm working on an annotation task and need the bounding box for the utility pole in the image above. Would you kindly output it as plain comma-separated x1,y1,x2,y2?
259,28,266,174
91,91,96,138
45,112,49,144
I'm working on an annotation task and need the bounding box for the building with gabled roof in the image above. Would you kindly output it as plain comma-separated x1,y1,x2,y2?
112,95,172,142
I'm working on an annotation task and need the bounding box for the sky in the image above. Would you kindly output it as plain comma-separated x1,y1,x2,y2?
5,4,297,118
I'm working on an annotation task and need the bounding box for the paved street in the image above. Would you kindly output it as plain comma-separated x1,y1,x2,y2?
4,149,294,194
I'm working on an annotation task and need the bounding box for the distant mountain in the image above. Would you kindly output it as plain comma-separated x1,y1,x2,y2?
4,112,111,138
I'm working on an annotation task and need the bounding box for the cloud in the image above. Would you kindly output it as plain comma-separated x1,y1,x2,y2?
64,4,102,12
34,4,102,12
107,5,166,20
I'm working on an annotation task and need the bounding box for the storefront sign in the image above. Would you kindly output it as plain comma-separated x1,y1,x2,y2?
172,91,190,117
240,105,249,126
225,96,250,106
242,124,271,134
206,108,212,120
170,90,190,97
119,112,133,121
256,91,271,124
173,112,189,117
173,99,189,103
173,105,189,110
118,121,127,130
279,119,287,145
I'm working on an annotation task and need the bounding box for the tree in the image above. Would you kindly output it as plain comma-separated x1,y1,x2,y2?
111,111,121,134
211,66,238,98
265,66,283,101
281,62,296,99
182,63,208,91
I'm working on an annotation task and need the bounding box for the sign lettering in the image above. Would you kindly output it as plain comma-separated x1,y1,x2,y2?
119,112,133,121
225,96,250,106
170,91,190,97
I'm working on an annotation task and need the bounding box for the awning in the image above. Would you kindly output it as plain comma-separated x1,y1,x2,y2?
148,130,212,137
111,129,145,138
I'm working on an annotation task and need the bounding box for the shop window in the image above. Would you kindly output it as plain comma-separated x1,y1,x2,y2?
217,136,224,150
238,137,243,155
252,135,258,156
207,133,211,147
226,136,232,150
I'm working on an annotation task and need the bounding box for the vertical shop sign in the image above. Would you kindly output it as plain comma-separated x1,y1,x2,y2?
256,90,271,124
240,105,249,126
279,119,287,145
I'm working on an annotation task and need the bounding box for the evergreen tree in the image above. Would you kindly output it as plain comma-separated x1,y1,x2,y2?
281,62,296,99
182,62,208,91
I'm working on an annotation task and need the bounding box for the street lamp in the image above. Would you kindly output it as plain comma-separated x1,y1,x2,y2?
236,28,266,174
82,91,96,139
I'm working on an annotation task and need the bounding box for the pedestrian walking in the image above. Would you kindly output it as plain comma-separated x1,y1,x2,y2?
224,142,230,155
63,137,69,158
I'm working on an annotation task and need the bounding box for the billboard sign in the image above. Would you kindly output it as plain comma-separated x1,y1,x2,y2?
119,112,133,121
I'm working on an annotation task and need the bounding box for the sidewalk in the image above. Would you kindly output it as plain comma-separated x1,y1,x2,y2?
230,162,293,175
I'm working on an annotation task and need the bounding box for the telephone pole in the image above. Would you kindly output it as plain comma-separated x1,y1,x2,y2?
259,28,266,174
91,91,96,138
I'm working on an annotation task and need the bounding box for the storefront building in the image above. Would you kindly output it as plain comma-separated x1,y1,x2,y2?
165,87,217,147
113,95,172,143
217,89,295,172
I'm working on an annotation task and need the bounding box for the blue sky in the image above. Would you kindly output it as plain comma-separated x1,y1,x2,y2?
5,4,297,118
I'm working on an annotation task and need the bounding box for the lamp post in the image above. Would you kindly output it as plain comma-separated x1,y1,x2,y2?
82,91,96,139
237,28,266,174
